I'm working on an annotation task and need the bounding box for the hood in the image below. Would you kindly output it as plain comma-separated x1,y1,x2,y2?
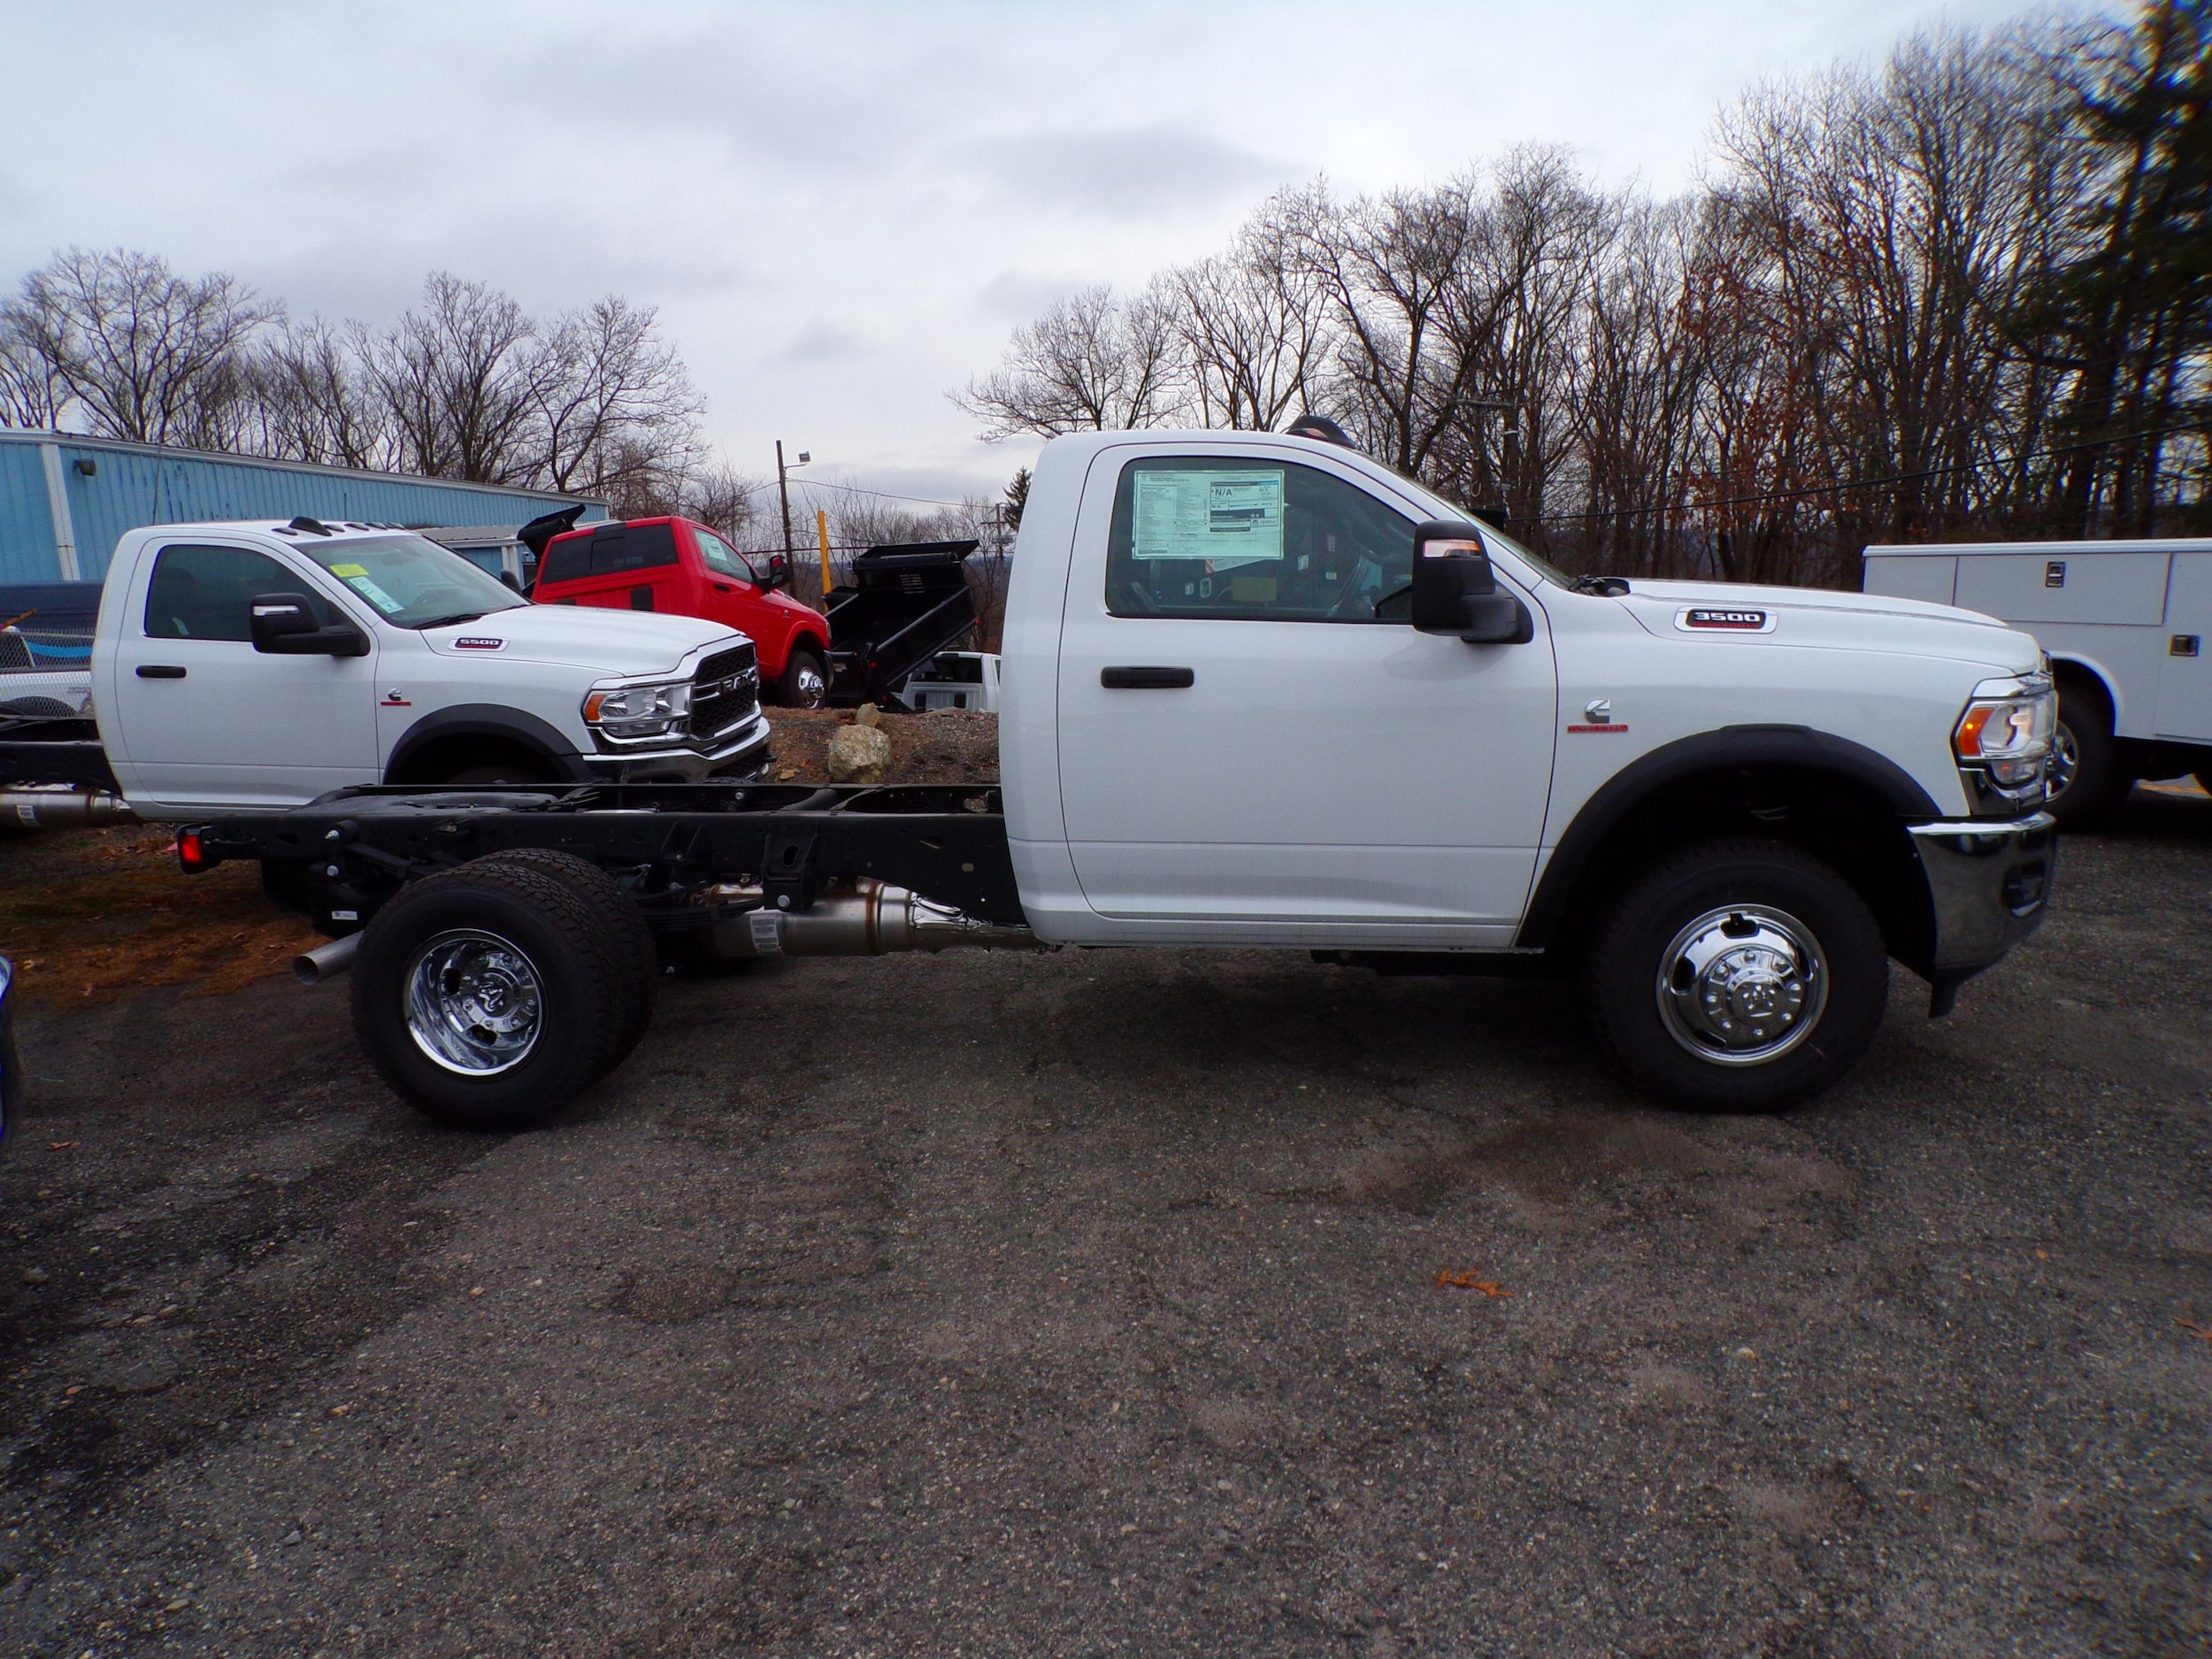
1612,579,2041,676
419,603,748,676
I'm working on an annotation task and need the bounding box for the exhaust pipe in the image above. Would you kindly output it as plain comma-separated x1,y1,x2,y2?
293,933,360,985
707,879,1053,960
0,787,139,830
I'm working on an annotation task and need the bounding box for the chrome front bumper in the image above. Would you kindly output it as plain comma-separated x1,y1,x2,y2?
1907,811,2057,974
583,710,772,784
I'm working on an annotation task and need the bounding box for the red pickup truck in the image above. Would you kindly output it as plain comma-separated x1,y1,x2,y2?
532,516,832,707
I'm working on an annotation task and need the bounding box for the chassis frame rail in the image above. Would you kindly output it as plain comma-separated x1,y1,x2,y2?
197,781,1024,931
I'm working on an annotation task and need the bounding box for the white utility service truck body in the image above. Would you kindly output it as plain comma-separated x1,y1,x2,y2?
193,430,2061,1125
1863,537,2212,821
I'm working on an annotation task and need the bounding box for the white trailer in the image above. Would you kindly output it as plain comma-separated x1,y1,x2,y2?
1863,538,2212,824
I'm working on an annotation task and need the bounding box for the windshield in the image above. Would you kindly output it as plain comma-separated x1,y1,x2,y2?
1387,476,1571,587
297,534,530,629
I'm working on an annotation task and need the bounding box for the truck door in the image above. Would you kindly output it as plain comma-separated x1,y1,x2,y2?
2157,551,2212,742
1053,447,1557,941
688,524,780,664
106,540,380,810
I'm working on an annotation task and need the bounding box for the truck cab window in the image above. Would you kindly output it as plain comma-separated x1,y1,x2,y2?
693,526,752,583
144,544,330,641
1105,457,1416,622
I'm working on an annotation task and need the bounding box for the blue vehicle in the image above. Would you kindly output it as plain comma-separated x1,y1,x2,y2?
0,956,17,1148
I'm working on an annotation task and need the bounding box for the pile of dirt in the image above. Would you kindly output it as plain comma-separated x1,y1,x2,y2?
0,826,319,1005
764,707,998,786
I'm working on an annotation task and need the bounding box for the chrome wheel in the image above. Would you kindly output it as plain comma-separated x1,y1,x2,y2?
404,929,545,1076
1655,904,1828,1067
793,660,827,709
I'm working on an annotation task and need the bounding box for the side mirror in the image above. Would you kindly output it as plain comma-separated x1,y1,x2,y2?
250,593,369,657
764,554,792,591
1410,521,1532,644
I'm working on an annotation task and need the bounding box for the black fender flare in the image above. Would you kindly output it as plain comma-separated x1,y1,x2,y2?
384,703,593,785
1514,724,1943,950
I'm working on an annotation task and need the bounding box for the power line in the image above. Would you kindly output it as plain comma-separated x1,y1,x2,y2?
1525,422,2202,526
787,475,974,509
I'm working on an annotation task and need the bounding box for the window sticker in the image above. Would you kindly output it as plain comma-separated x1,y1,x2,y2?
328,563,369,578
1131,468,1285,567
341,573,404,614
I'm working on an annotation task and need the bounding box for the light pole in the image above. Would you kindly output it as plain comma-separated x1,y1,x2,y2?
775,441,810,583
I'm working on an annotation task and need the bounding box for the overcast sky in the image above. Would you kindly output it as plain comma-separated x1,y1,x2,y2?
4,0,2092,514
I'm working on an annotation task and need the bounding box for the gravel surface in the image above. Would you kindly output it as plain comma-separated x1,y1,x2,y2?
1,791,2208,1657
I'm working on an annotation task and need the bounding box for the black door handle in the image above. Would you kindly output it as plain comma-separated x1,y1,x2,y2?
136,664,187,679
1101,665,1194,689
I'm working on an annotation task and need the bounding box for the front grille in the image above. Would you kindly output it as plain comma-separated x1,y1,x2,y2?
689,642,760,743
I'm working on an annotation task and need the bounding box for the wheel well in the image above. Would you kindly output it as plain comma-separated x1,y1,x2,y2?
387,733,554,786
1532,765,1933,973
2052,659,2115,723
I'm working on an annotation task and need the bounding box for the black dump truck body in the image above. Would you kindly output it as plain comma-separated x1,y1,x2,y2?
825,541,978,707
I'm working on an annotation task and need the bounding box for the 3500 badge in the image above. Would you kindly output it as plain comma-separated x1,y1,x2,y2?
1675,607,1773,634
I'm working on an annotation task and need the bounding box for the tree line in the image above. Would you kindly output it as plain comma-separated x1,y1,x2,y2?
0,252,733,525
958,4,2210,588
0,246,1016,565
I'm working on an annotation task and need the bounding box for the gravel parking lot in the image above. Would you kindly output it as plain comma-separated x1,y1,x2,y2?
1,790,2208,1657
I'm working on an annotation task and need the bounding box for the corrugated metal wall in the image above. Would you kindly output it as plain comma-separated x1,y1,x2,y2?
0,442,62,583
0,434,606,583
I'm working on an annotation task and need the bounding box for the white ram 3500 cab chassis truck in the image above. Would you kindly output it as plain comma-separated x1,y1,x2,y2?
196,431,2060,1127
0,517,771,826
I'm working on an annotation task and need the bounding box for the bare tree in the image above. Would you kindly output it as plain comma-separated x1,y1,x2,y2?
534,294,704,498
679,461,770,545
1164,197,1329,430
12,247,276,446
0,290,69,429
358,272,557,483
238,316,390,471
955,286,1186,437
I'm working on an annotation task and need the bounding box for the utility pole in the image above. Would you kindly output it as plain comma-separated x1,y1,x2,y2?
775,442,810,587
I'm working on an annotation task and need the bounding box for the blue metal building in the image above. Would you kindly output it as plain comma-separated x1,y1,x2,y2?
0,431,607,585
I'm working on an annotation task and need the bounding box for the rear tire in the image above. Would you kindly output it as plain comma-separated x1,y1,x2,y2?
775,648,828,710
350,860,627,1132
1587,838,1889,1113
2047,680,2129,829
471,849,658,1068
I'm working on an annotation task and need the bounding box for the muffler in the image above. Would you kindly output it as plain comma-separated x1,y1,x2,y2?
293,933,360,984
706,879,1052,959
0,787,139,830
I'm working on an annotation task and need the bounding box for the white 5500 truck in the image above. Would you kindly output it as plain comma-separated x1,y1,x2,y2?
188,432,2058,1125
0,516,770,825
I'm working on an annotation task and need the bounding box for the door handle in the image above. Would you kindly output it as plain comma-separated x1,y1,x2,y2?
136,664,187,679
1101,665,1194,689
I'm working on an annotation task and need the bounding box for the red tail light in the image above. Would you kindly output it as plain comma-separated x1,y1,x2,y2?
175,829,211,873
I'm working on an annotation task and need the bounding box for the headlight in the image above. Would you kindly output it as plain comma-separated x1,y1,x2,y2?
1955,679,2055,791
583,680,691,740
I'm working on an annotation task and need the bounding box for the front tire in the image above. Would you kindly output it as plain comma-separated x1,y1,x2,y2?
351,860,629,1131
2047,680,2129,829
775,648,829,710
1588,839,1889,1113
